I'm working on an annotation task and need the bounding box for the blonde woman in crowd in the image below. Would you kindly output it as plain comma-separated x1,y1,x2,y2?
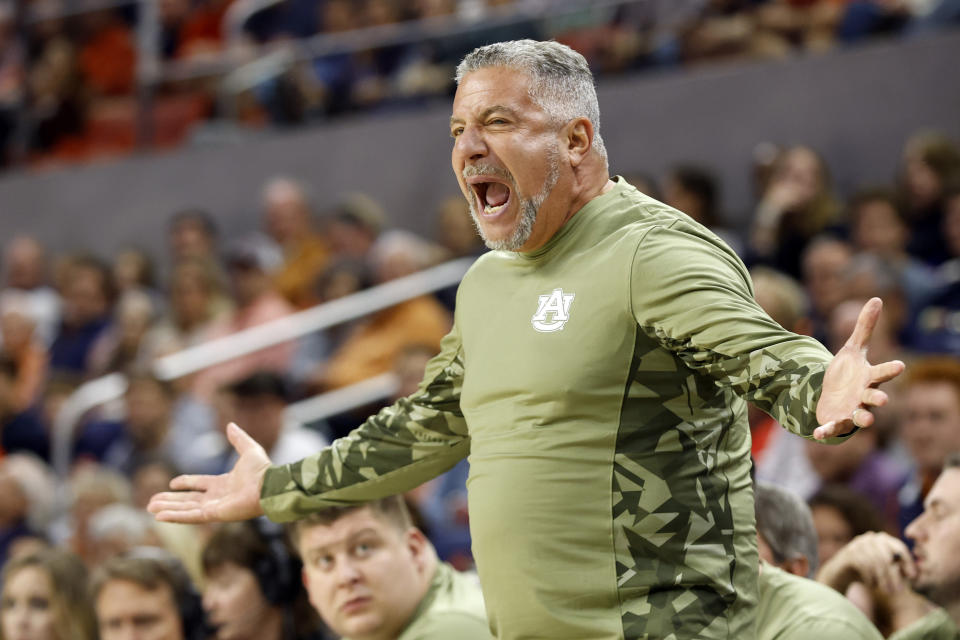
0,549,98,640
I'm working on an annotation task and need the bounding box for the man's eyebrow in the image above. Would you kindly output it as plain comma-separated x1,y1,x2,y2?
449,105,518,128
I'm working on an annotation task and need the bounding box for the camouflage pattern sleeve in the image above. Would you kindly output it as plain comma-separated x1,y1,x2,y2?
630,223,848,443
260,327,470,522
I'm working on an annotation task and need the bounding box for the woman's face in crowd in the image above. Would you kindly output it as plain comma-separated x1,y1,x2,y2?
1,566,58,640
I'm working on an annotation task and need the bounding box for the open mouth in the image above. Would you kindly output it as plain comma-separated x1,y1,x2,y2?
469,178,512,216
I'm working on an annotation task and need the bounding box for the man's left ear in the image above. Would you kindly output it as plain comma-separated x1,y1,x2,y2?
565,117,594,167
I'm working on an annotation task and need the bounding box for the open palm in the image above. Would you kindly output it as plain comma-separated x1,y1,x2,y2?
147,423,271,523
813,298,905,440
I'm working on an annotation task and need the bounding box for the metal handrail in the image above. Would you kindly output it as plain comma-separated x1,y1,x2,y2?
50,256,474,478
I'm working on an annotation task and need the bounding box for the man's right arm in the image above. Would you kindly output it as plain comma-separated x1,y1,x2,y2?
260,327,470,522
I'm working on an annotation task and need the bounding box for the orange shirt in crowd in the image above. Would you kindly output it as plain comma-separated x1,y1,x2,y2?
323,296,452,390
274,235,331,309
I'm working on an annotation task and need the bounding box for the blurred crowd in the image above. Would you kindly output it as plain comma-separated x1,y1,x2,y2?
1,0,959,168
0,102,959,637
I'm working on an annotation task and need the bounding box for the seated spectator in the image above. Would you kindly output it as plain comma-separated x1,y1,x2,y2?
48,254,114,377
753,482,882,640
217,371,327,469
0,236,61,346
0,357,49,459
749,145,842,278
847,187,937,315
202,519,325,640
79,373,223,475
325,193,385,262
801,235,854,344
0,549,97,640
804,417,906,530
808,484,886,568
60,464,133,564
87,288,159,376
898,357,960,536
0,293,48,412
191,237,295,399
140,258,232,362
899,132,960,266
818,453,960,639
663,163,742,254
0,454,56,565
261,177,331,309
912,183,960,353
85,503,164,566
288,496,490,640
91,548,209,640
321,231,451,390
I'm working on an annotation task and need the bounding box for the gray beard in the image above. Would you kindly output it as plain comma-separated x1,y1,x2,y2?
464,150,560,252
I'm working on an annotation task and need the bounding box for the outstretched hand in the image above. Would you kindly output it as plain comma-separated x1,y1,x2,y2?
814,297,905,440
147,422,271,523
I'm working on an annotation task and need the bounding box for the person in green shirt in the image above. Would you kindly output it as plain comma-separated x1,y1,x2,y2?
818,454,960,640
288,496,490,640
150,40,904,639
754,482,883,639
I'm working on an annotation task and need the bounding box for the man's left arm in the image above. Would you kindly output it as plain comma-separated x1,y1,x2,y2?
630,224,902,442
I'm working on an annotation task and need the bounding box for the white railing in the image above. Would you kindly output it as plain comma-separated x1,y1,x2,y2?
50,256,474,478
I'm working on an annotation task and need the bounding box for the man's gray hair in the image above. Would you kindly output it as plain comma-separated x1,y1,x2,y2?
755,483,819,577
456,39,607,164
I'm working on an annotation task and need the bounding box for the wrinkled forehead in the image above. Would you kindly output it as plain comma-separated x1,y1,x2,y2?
453,66,537,110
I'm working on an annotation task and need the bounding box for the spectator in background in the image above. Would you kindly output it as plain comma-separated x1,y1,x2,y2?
0,454,56,565
262,177,331,309
168,209,221,266
0,549,98,640
48,254,114,377
749,145,842,278
808,484,886,568
140,257,232,363
911,183,960,353
217,371,327,469
0,357,49,460
899,132,960,266
87,288,158,376
847,187,937,315
434,194,484,311
897,356,960,535
804,415,907,530
0,236,61,347
91,549,208,640
288,496,490,640
818,454,960,639
79,373,222,476
325,193,385,263
0,293,48,412
202,519,325,640
664,163,742,254
749,266,818,500
61,464,132,565
112,247,160,299
753,482,883,640
319,231,451,390
801,235,854,344
85,503,164,567
191,237,295,399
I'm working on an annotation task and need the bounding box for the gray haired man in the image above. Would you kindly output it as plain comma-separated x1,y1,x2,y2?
152,40,903,639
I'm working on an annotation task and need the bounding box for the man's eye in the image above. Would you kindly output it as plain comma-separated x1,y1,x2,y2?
451,127,463,138
315,555,334,570
355,542,373,556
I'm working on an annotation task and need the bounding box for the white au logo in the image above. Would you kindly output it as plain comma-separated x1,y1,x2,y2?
531,288,575,333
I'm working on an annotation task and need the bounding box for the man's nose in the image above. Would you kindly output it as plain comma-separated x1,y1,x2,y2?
335,557,363,586
456,126,487,161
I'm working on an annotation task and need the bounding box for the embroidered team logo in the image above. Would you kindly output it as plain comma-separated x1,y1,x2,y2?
531,288,575,333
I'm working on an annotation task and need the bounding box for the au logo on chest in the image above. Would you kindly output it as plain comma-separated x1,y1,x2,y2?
531,288,575,333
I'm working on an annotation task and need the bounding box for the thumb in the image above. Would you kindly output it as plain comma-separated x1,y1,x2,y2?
226,422,261,455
